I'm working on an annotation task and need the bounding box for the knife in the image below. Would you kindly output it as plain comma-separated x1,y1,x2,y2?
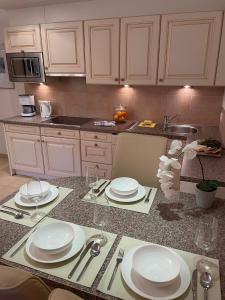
144,188,152,202
10,227,38,258
192,269,198,300
2,205,31,216
97,180,111,197
68,240,94,279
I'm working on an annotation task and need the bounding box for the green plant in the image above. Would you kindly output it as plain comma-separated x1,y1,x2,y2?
197,156,219,192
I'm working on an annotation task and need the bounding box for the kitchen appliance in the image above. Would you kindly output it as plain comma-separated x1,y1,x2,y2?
39,100,52,118
6,52,45,83
19,94,36,117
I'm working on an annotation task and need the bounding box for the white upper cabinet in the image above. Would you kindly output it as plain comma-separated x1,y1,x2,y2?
120,15,160,85
84,18,120,84
4,25,42,53
41,21,85,74
216,14,225,86
158,11,223,86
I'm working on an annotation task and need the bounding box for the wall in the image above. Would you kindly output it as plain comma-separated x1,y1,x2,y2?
7,0,225,26
25,77,224,126
0,10,24,154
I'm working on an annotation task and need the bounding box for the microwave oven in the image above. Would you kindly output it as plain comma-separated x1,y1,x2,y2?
6,52,45,83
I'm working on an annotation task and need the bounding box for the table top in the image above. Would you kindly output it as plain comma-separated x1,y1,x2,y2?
1,177,225,300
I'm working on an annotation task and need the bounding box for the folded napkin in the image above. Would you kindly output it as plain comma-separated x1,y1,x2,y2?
138,120,156,128
94,121,116,127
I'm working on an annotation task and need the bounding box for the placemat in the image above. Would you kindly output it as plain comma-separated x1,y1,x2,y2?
82,180,157,214
98,236,221,300
2,217,117,288
0,187,73,227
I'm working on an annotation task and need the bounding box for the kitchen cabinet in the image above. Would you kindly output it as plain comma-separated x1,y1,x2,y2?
6,131,44,174
41,21,85,74
4,25,42,53
81,131,113,178
216,14,225,86
84,18,120,84
120,15,160,85
42,136,81,177
158,11,223,86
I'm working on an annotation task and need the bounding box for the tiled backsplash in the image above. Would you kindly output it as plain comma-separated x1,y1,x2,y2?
25,77,224,126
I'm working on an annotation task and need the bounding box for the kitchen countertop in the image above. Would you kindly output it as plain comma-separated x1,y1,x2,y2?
0,176,225,299
2,115,225,186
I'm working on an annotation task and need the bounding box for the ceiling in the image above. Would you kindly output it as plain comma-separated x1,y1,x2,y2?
0,0,92,10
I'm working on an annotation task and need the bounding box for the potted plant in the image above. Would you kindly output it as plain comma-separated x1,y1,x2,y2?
157,140,218,208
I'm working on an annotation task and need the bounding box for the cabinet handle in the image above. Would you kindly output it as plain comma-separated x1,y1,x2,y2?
121,78,125,81
114,78,119,82
94,135,98,139
37,139,40,142
57,131,62,135
159,78,164,82
95,165,99,169
45,66,48,70
94,143,98,147
21,50,24,53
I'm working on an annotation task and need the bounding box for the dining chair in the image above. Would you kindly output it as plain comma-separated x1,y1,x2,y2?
112,133,168,187
0,265,84,300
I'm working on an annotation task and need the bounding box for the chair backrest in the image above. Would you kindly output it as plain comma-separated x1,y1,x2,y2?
112,133,168,187
0,265,51,300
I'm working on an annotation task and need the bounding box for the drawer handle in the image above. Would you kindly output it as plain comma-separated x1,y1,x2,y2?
58,131,62,135
95,165,99,169
94,135,98,139
94,143,98,147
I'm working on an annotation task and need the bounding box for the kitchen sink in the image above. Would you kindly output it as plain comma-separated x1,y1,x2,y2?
166,124,198,134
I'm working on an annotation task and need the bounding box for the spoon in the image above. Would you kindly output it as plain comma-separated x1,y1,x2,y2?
200,271,213,300
77,241,101,281
0,209,23,219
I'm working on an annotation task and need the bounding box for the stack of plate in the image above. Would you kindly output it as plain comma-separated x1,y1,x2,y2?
14,181,59,207
121,244,191,299
26,222,85,263
105,177,146,203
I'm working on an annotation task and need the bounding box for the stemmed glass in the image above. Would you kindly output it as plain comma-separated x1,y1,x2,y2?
92,196,110,246
194,216,219,280
80,166,99,200
28,178,46,222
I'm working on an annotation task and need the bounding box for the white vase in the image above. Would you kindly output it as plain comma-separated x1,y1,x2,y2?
195,184,217,209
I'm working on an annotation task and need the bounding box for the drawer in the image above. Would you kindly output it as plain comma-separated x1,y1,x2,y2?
5,124,40,135
41,127,80,139
81,140,112,164
82,161,112,179
80,131,112,142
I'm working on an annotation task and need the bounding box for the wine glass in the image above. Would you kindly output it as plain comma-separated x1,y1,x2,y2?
28,178,46,222
92,196,110,246
80,166,99,200
194,216,219,280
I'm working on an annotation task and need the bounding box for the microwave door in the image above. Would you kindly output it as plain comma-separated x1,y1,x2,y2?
25,58,41,78
11,58,26,78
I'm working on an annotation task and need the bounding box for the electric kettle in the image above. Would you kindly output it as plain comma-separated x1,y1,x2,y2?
39,100,52,118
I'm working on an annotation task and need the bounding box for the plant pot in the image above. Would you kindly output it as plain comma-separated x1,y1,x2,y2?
195,184,217,208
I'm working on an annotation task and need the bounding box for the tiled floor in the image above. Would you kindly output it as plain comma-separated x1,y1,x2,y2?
0,156,30,203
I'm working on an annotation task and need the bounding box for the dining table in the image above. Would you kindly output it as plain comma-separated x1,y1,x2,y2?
0,176,225,300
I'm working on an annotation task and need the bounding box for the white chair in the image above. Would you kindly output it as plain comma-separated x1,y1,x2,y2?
112,133,168,187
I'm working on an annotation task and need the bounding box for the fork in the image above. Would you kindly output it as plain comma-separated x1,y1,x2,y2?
107,248,124,290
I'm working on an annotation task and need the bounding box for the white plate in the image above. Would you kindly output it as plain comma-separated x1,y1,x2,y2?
25,222,85,264
105,185,146,203
14,185,59,207
121,246,191,300
110,177,139,195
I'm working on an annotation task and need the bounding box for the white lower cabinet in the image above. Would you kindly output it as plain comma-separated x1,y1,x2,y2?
42,136,81,177
6,132,44,174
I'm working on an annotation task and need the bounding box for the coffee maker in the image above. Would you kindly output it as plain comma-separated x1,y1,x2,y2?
19,95,36,117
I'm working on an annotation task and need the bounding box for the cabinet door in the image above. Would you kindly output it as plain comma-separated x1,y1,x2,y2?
84,18,120,84
216,15,225,86
42,136,81,177
120,15,160,85
82,161,112,179
6,132,44,173
158,11,223,86
4,25,42,53
41,21,85,74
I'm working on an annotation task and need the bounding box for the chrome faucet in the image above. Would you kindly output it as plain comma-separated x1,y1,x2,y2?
163,114,179,130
